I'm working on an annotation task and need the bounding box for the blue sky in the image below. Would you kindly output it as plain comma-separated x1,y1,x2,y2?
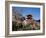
12,7,40,20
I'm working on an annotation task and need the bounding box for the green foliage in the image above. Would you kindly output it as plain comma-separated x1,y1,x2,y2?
12,21,40,31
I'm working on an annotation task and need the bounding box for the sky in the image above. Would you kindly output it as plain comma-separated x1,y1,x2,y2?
12,7,40,20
